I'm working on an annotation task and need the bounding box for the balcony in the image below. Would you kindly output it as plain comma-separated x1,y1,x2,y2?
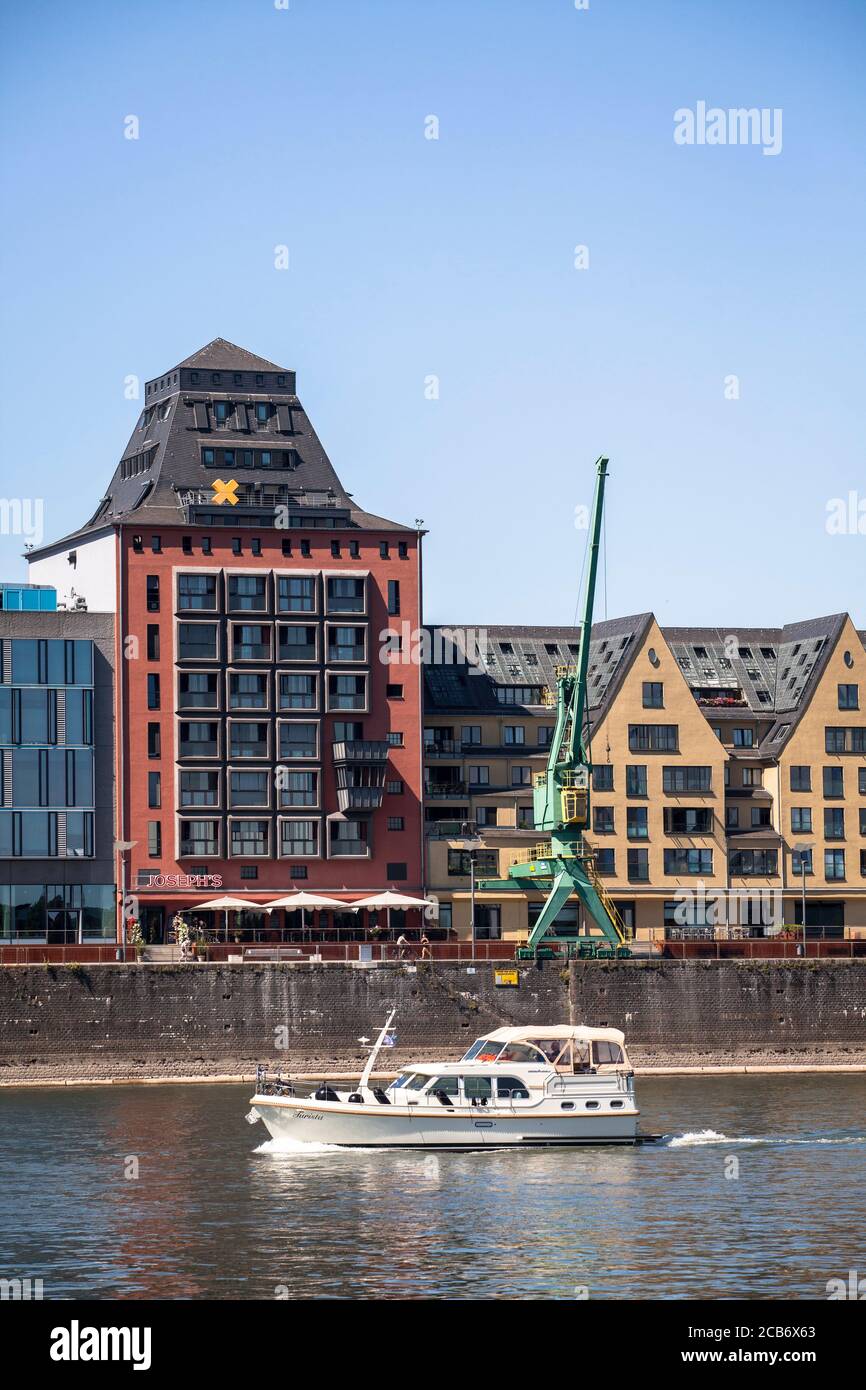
425,781,467,799
424,739,460,757
337,786,385,812
332,739,389,764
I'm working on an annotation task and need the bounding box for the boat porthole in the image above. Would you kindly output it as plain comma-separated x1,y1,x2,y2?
611,1101,623,1109
586,1101,599,1109
561,1101,575,1110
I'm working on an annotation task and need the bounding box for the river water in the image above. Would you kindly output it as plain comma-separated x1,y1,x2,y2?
1,1075,863,1300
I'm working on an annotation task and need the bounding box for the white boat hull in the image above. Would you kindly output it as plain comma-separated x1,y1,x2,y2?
252,1095,639,1147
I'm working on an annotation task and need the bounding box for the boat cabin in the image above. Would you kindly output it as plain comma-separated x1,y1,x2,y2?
461,1025,630,1074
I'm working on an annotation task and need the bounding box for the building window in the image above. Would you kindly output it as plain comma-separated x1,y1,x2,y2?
277,576,316,613
387,731,404,747
388,580,400,615
626,807,648,839
594,848,615,876
229,770,270,808
824,807,845,840
150,536,162,554
791,807,812,833
201,537,212,555
277,672,317,711
182,536,193,555
461,726,482,745
240,865,259,880
629,724,678,752
177,574,217,611
179,819,219,857
278,624,317,662
627,848,649,881
179,770,219,807
593,804,615,834
662,766,711,792
327,625,366,663
825,849,846,880
511,766,532,786
229,722,269,759
178,623,219,661
280,819,319,857
592,764,613,791
228,672,269,710
387,817,404,831
664,848,713,875
725,805,740,829
178,672,219,709
232,624,272,662
178,721,219,758
300,540,311,557
792,847,813,875
469,766,489,786
504,726,525,745
642,682,664,708
838,683,859,710
232,538,243,556
729,849,778,876
664,807,713,834
387,779,404,794
859,768,866,795
228,575,267,612
732,728,754,747
230,820,269,857
277,769,318,809
823,766,844,799
147,821,161,857
626,765,647,797
278,721,318,759
146,625,160,660
148,771,161,808
825,726,866,754
790,765,811,791
146,576,160,612
147,723,160,758
379,541,389,559
386,683,403,699
327,673,367,711
538,726,553,747
147,673,160,709
329,820,369,857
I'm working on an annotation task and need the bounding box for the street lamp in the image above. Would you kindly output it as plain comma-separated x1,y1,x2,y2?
792,842,812,956
114,839,137,961
459,821,482,958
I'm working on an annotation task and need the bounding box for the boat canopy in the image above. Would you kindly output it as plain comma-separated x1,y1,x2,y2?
482,1025,626,1047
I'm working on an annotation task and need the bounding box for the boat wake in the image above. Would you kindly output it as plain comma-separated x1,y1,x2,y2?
667,1129,866,1148
255,1136,361,1156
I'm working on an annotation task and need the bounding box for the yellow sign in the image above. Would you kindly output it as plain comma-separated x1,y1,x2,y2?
494,969,519,988
211,477,239,505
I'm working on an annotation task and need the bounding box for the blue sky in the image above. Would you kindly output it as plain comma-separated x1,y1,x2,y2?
1,0,863,627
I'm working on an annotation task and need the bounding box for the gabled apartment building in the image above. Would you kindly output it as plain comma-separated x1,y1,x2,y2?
423,614,866,942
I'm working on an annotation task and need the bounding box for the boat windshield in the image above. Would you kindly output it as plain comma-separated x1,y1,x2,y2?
390,1072,415,1089
461,1038,503,1062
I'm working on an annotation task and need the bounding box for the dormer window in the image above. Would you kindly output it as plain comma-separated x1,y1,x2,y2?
190,371,199,384
255,402,271,424
277,375,285,386
212,373,221,384
233,373,242,385
214,401,231,425
255,374,264,386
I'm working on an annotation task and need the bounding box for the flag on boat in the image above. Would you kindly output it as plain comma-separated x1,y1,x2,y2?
382,1033,397,1047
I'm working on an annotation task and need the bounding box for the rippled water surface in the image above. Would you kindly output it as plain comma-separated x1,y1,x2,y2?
1,1075,864,1299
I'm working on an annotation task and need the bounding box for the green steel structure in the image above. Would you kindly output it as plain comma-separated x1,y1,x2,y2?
479,457,631,958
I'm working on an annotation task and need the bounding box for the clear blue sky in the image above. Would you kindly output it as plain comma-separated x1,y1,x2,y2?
1,0,863,627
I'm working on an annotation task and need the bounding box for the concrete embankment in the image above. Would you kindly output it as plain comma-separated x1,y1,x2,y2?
0,959,864,1086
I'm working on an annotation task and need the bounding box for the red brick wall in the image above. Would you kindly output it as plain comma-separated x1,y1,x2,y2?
118,525,423,902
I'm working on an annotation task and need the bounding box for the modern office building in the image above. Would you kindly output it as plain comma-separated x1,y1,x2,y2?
423,614,866,943
0,595,115,947
27,340,424,942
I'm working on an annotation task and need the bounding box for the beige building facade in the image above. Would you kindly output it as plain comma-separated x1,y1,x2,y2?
423,615,866,943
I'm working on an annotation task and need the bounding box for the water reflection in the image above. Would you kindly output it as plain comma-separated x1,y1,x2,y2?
0,1076,863,1299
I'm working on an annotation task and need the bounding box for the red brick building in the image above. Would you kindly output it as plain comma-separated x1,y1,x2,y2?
28,340,425,944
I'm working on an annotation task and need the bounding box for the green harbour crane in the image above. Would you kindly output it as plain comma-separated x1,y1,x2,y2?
478,456,631,958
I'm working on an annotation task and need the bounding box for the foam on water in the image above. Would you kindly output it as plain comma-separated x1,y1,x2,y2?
667,1129,866,1148
255,1136,360,1156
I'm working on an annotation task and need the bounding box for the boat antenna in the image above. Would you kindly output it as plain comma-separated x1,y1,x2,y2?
358,1008,397,1092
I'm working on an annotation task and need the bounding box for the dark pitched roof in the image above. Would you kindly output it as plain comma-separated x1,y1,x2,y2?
423,615,652,717
172,338,286,373
27,339,416,554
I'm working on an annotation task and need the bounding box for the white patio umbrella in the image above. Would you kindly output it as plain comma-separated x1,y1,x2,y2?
351,890,436,939
265,892,347,939
195,895,269,941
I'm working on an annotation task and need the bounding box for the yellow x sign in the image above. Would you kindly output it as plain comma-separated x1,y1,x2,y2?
211,478,239,506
